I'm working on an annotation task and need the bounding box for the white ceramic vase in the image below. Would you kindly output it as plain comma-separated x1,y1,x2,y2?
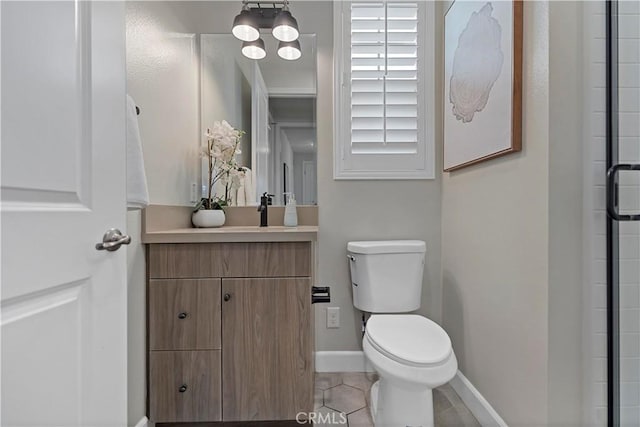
192,209,226,228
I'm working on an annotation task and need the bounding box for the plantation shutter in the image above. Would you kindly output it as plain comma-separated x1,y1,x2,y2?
334,1,434,179
350,2,419,155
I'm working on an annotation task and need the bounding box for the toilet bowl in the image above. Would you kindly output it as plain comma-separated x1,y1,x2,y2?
347,241,457,427
363,314,457,427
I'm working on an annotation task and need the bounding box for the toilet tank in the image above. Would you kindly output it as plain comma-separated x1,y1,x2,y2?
347,240,426,313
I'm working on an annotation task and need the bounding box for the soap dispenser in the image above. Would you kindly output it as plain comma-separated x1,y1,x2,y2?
283,193,298,227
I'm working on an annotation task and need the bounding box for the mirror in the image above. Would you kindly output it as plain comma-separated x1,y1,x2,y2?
201,34,317,206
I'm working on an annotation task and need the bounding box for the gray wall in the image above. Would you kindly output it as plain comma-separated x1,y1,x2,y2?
547,2,584,424
315,2,443,353
441,1,584,425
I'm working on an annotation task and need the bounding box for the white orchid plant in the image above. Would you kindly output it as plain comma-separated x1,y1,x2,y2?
195,120,245,211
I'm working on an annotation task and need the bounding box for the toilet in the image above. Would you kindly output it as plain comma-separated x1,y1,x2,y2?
347,240,457,427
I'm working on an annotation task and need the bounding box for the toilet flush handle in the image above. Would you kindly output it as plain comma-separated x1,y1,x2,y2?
347,255,355,262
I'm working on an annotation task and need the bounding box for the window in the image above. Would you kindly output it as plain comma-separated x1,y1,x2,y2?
334,1,435,179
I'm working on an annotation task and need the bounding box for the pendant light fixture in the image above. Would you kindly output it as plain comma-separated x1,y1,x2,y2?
231,2,260,42
231,1,301,60
241,38,267,60
272,2,299,42
277,39,301,61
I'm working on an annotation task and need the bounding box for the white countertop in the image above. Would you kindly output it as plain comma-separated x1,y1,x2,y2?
142,225,318,244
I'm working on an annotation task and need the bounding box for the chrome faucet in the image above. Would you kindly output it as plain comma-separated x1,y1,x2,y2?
258,192,274,227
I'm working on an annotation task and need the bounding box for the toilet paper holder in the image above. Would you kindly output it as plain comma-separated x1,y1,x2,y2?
312,286,331,304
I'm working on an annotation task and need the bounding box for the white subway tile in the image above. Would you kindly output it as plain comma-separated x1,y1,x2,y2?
619,137,640,162
620,380,640,406
622,333,640,357
594,186,606,210
592,63,606,88
619,64,640,89
619,0,640,14
620,39,640,64
591,38,606,63
619,114,640,137
594,357,607,382
594,381,607,406
594,234,607,260
620,406,640,426
592,112,606,137
595,406,607,427
594,333,607,358
620,260,640,284
618,187,640,212
593,260,607,284
593,160,606,184
619,15,640,38
621,235,640,259
593,137,606,161
592,88,606,112
620,221,640,236
594,211,607,235
621,309,640,333
618,167,640,186
592,14,606,38
621,284,640,309
620,88,640,112
595,309,607,333
595,284,607,308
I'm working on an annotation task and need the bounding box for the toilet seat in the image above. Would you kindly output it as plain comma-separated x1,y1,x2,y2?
365,315,452,367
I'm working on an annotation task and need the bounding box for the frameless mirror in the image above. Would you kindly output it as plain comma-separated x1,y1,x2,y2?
200,33,317,206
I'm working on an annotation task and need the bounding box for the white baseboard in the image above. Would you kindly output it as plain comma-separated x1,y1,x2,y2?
132,416,148,427
449,370,508,427
315,351,374,372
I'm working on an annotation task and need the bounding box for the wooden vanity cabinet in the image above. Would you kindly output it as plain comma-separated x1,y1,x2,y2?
147,242,313,424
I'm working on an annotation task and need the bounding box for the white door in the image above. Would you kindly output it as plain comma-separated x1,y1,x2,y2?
1,2,128,426
252,63,269,204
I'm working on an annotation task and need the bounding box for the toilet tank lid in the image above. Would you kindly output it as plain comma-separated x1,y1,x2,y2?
347,240,426,255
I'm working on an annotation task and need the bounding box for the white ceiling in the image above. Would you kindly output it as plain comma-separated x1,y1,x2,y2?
282,127,316,154
269,97,315,122
258,34,317,95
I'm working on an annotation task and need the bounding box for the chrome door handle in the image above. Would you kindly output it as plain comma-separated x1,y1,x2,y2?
96,228,131,251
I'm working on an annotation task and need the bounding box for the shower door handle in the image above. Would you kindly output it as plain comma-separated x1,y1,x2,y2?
606,164,640,221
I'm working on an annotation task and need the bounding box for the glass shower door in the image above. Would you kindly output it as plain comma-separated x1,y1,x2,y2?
606,1,640,425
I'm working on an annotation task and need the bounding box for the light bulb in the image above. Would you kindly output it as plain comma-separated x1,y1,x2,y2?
241,38,267,60
277,40,302,60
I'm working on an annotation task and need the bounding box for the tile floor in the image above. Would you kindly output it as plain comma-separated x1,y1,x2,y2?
314,372,481,427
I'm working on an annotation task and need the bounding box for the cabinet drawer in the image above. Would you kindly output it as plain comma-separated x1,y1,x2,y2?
149,279,221,350
148,242,311,279
149,350,221,423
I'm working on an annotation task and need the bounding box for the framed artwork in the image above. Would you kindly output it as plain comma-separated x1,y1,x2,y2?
444,0,523,171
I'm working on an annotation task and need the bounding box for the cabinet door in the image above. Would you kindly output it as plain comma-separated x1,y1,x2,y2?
222,278,313,421
148,279,221,350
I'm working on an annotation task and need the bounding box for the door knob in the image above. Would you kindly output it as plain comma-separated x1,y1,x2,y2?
95,228,131,251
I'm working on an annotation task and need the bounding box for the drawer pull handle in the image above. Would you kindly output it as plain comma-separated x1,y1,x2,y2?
224,293,232,302
177,312,188,319
179,384,188,393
